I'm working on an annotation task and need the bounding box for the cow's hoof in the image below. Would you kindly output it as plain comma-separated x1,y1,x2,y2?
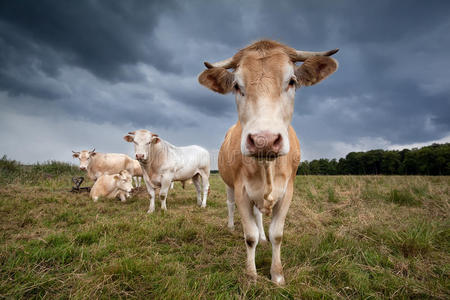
259,236,268,244
271,274,285,286
201,204,206,208
227,224,235,231
147,209,155,214
246,271,258,283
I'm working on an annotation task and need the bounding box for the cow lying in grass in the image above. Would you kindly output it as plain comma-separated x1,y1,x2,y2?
90,170,133,202
72,149,143,186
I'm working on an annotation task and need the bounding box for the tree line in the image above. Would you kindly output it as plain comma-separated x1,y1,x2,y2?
297,143,450,175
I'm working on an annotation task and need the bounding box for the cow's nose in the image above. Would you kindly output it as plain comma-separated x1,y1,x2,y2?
79,167,86,171
246,131,283,158
136,154,144,160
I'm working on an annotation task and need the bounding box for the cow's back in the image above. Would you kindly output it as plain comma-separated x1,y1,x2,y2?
90,153,133,177
171,145,210,179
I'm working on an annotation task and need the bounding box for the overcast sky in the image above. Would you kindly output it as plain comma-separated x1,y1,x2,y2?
1,0,449,168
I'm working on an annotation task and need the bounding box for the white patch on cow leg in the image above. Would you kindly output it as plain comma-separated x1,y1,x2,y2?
226,185,235,230
237,197,259,280
141,169,155,213
159,194,167,210
159,176,172,211
119,192,127,202
269,212,285,285
244,222,259,281
200,173,209,208
253,205,267,243
192,175,202,206
268,181,292,286
170,182,174,190
147,189,155,213
269,181,294,285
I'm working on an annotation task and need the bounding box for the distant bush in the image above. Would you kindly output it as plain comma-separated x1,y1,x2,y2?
31,161,79,177
0,155,21,176
0,155,22,183
0,155,82,184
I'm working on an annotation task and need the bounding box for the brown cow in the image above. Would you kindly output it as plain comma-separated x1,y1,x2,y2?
198,40,338,284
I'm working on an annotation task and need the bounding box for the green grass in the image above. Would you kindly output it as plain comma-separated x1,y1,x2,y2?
0,170,449,299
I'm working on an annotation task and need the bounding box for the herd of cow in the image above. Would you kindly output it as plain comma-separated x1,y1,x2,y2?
71,40,339,285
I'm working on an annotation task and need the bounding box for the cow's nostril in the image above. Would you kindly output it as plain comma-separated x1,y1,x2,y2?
273,134,282,148
247,134,256,149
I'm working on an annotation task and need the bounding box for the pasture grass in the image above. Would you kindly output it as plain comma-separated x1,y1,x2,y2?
0,168,449,299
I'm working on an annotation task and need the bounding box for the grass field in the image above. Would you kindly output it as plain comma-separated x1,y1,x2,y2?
0,165,449,298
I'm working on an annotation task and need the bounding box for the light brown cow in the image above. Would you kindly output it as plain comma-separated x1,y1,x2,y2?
90,170,133,202
198,40,338,284
72,149,142,183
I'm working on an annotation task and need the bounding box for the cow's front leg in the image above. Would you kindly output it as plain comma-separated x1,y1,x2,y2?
119,191,127,202
254,206,267,243
192,175,202,206
159,175,173,211
142,171,156,213
269,180,293,285
236,190,260,281
200,172,209,208
226,185,235,230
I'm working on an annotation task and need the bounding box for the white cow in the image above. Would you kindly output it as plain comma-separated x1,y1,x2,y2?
124,130,210,213
90,170,133,202
72,149,142,183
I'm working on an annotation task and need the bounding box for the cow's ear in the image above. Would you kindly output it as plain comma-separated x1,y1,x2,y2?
151,137,160,144
90,152,97,157
124,135,134,142
72,153,79,158
295,56,338,87
113,175,120,181
198,67,234,94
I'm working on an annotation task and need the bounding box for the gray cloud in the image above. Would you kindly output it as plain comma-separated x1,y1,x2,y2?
0,0,449,164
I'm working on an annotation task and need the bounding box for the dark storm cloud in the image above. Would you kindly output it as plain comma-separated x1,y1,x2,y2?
0,0,178,81
0,0,449,163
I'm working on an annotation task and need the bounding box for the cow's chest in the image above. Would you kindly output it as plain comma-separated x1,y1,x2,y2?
148,173,162,188
244,176,288,209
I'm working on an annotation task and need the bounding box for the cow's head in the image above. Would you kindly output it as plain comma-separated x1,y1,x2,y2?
114,170,133,193
72,149,96,170
123,130,160,162
199,40,338,160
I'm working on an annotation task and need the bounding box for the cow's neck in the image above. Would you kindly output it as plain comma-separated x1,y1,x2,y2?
87,154,98,176
147,141,168,172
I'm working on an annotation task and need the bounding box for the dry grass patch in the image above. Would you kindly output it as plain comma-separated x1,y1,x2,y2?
0,174,449,299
